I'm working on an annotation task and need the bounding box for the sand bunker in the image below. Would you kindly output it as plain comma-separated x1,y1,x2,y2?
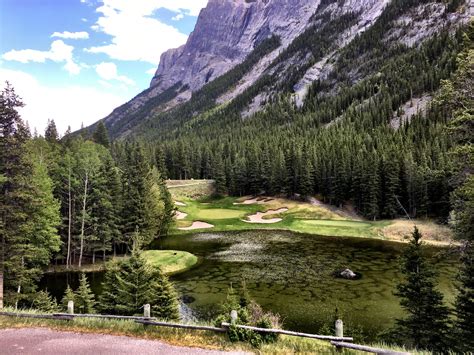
175,201,186,206
175,211,188,220
244,208,288,224
179,221,214,230
233,197,274,205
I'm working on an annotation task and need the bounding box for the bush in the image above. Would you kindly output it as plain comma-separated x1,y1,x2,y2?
214,284,281,348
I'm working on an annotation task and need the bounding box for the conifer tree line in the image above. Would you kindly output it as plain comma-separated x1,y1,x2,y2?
131,27,462,221
0,90,174,307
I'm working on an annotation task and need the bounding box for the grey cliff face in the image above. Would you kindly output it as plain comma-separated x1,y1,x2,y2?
150,0,320,92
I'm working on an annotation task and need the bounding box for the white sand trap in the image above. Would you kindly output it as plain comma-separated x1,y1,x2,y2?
244,208,289,224
175,201,186,206
179,221,214,230
175,211,188,220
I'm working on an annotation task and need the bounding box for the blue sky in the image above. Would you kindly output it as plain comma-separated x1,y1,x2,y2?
0,0,207,134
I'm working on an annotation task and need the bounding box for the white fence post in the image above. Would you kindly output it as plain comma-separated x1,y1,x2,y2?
230,310,238,325
335,319,343,338
144,304,151,318
67,300,74,315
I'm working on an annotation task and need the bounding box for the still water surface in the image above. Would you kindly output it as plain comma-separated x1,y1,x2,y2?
41,230,457,339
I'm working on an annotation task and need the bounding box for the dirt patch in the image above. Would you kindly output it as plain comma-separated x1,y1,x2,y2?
175,211,188,220
179,221,214,231
175,201,186,206
244,208,288,224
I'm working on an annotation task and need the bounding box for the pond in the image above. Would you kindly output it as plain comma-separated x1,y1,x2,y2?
41,230,457,340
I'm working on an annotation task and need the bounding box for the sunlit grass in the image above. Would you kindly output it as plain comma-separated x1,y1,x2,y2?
142,250,198,274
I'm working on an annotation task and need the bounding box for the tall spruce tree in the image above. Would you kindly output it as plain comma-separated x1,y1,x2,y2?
436,21,474,352
44,119,59,143
74,273,96,314
92,121,110,148
1,82,60,307
393,227,450,352
99,246,179,319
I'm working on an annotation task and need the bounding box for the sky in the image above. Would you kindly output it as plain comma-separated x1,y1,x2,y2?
0,0,208,135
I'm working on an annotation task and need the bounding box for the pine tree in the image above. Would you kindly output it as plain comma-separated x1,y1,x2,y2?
99,247,179,319
453,244,474,352
74,273,96,314
393,227,450,351
44,119,59,143
61,285,75,311
92,121,110,148
33,290,59,313
1,82,60,307
213,154,227,195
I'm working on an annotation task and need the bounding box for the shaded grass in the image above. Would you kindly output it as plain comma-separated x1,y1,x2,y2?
142,250,198,274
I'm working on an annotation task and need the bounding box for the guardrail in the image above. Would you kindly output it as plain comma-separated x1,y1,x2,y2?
221,322,353,342
0,304,411,354
331,341,411,355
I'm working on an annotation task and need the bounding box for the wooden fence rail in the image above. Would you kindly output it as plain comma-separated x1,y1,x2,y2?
0,311,73,321
53,312,154,321
136,319,226,333
331,341,411,355
221,322,353,342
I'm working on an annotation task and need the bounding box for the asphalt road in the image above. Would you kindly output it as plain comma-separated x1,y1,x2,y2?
0,328,248,355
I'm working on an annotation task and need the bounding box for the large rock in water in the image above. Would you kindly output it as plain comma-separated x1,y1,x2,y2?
340,268,357,280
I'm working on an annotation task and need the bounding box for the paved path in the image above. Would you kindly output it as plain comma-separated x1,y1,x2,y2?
0,328,248,355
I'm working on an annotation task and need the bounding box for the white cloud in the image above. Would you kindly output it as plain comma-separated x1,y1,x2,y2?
85,0,208,64
0,68,128,134
2,40,82,75
51,31,90,39
172,13,184,21
146,68,156,75
96,62,135,85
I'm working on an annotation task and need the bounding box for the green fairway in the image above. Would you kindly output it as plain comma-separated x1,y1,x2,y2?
141,250,198,274
171,195,448,243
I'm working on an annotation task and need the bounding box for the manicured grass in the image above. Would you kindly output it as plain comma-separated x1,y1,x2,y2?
171,195,451,244
142,250,198,274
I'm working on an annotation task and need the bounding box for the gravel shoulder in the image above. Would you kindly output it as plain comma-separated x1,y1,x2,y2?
0,328,249,355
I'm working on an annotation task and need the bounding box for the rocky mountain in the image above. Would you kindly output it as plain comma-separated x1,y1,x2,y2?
94,0,472,139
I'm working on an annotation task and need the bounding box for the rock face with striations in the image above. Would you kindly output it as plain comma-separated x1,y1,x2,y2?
102,0,320,137
150,0,320,93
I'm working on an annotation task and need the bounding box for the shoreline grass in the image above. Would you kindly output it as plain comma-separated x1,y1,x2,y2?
46,251,199,275
0,309,427,354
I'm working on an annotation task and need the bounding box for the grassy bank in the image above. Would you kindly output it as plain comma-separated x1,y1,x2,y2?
172,196,452,244
47,251,198,275
0,310,345,354
142,250,198,274
0,310,421,354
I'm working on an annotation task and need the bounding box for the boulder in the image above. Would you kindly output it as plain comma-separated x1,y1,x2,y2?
340,268,357,279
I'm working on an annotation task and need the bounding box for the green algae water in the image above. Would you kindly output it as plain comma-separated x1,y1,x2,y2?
42,230,457,340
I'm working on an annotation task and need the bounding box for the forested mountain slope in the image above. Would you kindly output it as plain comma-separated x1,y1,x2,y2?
85,0,472,220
